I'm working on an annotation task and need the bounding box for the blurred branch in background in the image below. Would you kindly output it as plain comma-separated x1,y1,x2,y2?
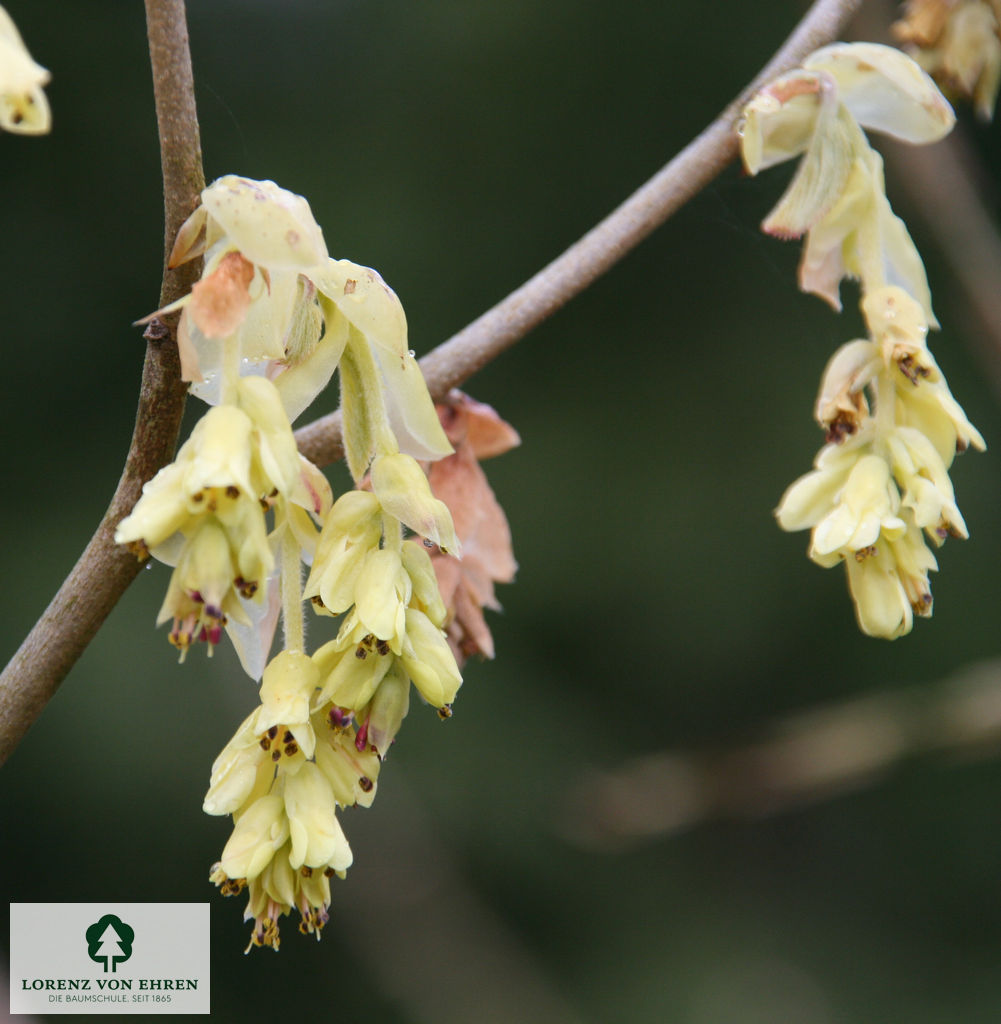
0,0,863,764
563,658,1001,850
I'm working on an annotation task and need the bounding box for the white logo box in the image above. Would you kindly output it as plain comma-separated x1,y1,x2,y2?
10,903,209,1015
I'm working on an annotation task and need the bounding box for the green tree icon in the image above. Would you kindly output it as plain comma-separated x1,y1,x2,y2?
85,914,134,973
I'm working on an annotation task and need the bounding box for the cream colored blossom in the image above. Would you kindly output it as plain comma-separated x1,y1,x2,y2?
370,453,461,555
0,5,49,134
219,794,289,881
399,607,463,710
211,839,341,951
775,283,982,638
895,0,1001,119
284,761,352,873
807,453,906,563
313,706,381,806
845,522,938,638
739,43,953,323
303,490,383,614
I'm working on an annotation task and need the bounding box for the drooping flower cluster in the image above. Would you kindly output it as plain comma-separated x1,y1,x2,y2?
893,0,1001,120
739,43,984,638
0,3,50,134
116,176,516,949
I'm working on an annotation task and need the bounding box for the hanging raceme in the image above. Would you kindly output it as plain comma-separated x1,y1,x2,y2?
115,176,517,950
738,42,984,639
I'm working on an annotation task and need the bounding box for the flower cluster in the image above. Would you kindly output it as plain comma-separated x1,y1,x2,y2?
893,0,1001,120
115,176,516,949
0,3,50,134
739,43,984,638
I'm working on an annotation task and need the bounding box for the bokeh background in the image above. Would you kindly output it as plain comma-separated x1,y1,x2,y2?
3,1,1001,1020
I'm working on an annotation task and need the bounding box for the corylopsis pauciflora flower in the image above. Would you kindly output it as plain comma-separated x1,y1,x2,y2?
740,45,983,638
120,175,494,950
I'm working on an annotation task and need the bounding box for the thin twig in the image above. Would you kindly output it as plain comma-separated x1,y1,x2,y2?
0,0,204,765
294,0,865,466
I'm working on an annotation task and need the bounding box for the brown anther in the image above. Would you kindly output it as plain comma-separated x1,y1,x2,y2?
284,742,299,756
259,736,272,751
192,490,205,503
355,647,368,660
359,776,373,793
220,877,247,897
853,545,877,562
437,704,453,720
825,415,857,445
271,750,281,762
268,726,279,739
897,354,928,386
300,865,313,878
127,539,150,561
324,867,336,878
225,485,240,499
376,639,390,657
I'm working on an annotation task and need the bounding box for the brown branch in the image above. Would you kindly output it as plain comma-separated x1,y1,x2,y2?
0,0,204,765
294,0,866,466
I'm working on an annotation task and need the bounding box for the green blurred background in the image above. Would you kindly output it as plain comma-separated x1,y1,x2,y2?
3,1,1001,1020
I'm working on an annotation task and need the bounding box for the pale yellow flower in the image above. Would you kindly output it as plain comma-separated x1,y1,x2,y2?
370,452,461,555
845,521,938,638
0,5,49,134
896,0,1001,119
303,490,383,614
808,453,907,563
399,607,463,710
219,794,289,881
313,706,381,806
739,43,953,322
283,762,353,873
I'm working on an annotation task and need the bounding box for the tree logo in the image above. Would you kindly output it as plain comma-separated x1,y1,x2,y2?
85,914,134,973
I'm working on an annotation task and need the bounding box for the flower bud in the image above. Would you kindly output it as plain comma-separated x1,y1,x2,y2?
371,453,461,555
